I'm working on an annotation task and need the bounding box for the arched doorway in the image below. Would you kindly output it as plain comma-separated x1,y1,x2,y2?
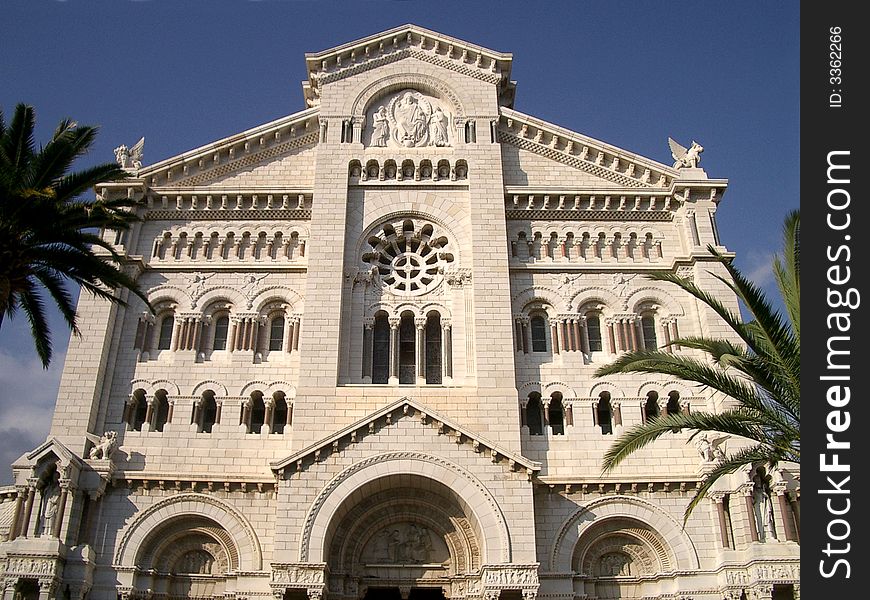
572,517,674,600
324,474,483,599
131,515,240,598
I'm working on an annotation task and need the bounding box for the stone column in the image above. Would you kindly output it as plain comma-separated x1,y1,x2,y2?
550,321,560,354
579,316,590,355
606,319,617,353
8,487,26,540
241,399,252,433
214,399,223,426
442,319,453,380
416,317,427,384
775,491,797,541
37,580,56,600
263,396,275,435
560,320,571,352
362,318,374,382
710,493,731,548
52,480,71,540
573,319,583,353
744,489,760,542
191,398,202,430
627,317,639,351
292,316,301,351
514,318,524,352
389,317,400,384
670,320,680,350
519,316,530,354
143,395,156,432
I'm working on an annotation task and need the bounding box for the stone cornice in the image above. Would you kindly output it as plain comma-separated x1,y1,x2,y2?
303,24,514,107
270,397,540,475
499,108,679,186
134,108,320,186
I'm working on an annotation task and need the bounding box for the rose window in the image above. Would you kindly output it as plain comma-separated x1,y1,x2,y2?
364,219,454,296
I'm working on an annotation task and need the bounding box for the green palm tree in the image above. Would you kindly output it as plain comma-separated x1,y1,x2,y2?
595,210,799,520
0,103,150,367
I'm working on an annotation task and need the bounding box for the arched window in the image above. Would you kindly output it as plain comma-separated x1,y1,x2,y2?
198,391,218,433
249,392,266,434
549,392,565,435
152,390,170,432
425,313,442,384
212,315,229,351
597,391,613,435
272,392,289,434
666,391,682,415
586,314,603,352
372,312,390,384
399,313,416,384
527,393,544,435
530,315,548,352
641,314,658,350
129,390,147,431
269,316,285,351
157,314,174,350
644,391,660,422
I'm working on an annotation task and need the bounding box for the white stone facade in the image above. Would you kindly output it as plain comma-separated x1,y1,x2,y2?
0,25,799,600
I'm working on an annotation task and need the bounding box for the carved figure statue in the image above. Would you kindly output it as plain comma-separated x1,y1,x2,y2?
39,478,60,536
696,434,728,462
88,430,117,459
752,466,778,541
395,92,429,147
371,106,390,147
668,137,703,169
428,106,449,146
114,137,145,170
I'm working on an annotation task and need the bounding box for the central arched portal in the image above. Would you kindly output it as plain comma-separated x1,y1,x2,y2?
325,473,482,600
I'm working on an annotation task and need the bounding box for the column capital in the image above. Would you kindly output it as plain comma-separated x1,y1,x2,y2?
388,317,401,329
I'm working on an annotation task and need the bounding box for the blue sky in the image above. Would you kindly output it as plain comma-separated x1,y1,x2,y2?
0,1,799,483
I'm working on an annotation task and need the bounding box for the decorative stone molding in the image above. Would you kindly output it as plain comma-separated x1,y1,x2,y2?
114,493,263,571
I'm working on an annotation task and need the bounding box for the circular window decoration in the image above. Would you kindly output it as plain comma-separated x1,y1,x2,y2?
363,218,454,296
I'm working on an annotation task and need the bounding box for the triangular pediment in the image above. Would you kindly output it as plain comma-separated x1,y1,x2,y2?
499,107,680,190
302,24,516,108
11,437,82,471
136,108,320,189
270,398,540,477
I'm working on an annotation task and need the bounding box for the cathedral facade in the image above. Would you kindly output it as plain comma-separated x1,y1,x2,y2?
0,25,799,600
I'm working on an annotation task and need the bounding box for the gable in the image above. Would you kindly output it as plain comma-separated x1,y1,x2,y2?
271,398,540,478
498,107,677,191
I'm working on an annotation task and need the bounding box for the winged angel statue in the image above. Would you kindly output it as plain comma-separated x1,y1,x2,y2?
668,137,703,169
114,137,145,170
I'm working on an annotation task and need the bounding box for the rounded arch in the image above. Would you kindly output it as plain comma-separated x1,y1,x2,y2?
349,73,466,119
115,493,262,571
190,380,229,397
512,286,566,314
146,287,188,310
238,380,270,397
300,452,510,564
542,381,577,399
129,379,181,397
197,288,246,312
550,496,699,572
586,380,628,399
570,287,620,314
626,287,686,317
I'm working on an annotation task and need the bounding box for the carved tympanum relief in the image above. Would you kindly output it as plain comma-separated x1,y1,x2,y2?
366,90,453,148
360,522,449,564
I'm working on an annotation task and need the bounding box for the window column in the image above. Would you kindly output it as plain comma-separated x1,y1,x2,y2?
389,317,401,384
442,319,453,380
605,318,618,353
415,317,427,385
362,318,374,382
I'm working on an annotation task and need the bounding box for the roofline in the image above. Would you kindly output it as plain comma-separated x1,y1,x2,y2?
270,397,540,473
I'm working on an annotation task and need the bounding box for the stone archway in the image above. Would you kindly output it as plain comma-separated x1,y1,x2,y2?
322,473,485,600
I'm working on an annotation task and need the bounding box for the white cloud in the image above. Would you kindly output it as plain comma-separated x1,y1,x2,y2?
0,349,63,485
